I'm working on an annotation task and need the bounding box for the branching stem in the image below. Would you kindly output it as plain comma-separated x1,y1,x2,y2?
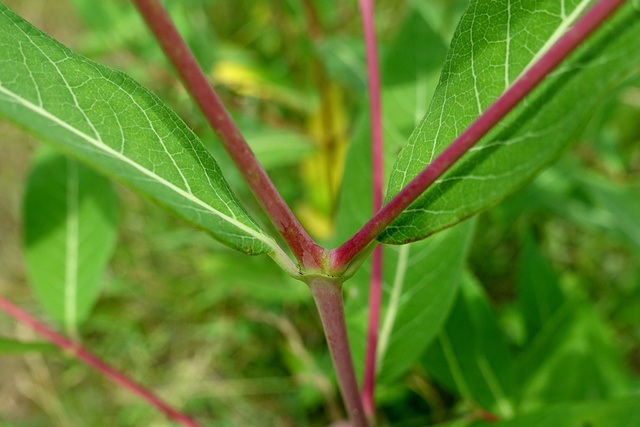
131,0,325,270
330,0,628,270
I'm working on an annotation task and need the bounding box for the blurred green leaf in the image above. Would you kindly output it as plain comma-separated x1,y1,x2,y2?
577,173,640,255
0,337,57,355
517,232,565,343
474,396,640,427
0,3,277,255
515,300,631,412
24,147,117,330
316,36,366,91
243,127,315,170
502,160,640,257
423,272,515,418
382,1,640,244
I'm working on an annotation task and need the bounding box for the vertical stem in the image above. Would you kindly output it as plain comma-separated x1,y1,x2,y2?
308,278,369,427
358,0,384,418
358,0,384,214
361,245,381,417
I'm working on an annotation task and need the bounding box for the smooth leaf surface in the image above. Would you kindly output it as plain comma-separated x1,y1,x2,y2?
577,172,640,255
0,3,276,255
516,232,565,343
334,10,472,383
0,337,57,355
24,147,117,330
382,0,640,244
422,272,514,418
515,300,631,412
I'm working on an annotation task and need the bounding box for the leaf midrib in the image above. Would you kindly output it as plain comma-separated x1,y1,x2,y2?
0,84,277,251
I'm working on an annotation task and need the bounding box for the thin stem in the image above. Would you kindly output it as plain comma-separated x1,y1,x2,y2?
361,245,381,418
131,0,325,270
357,0,384,419
358,0,384,215
308,278,368,427
331,0,628,270
0,295,202,427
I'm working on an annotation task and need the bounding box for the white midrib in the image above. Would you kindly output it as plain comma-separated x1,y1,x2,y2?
0,84,277,252
376,245,410,368
64,157,79,336
518,0,593,79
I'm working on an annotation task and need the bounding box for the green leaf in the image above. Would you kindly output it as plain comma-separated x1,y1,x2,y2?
0,3,276,255
373,220,474,384
335,11,472,384
382,0,640,244
23,147,117,330
577,172,640,255
474,396,640,427
516,232,565,343
422,272,515,418
344,222,472,384
515,300,631,412
0,337,57,355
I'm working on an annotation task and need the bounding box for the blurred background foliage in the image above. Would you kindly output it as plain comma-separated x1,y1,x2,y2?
0,0,639,426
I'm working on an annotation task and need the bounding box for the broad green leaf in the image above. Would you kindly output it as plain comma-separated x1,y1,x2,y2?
382,0,640,244
334,11,472,384
515,300,631,412
0,3,276,255
422,272,515,418
373,220,474,384
516,232,565,343
0,337,57,355
23,147,117,330
474,396,640,427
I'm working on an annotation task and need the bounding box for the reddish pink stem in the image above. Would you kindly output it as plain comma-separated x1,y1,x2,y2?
308,279,368,427
361,245,381,417
331,0,628,270
0,296,202,427
131,0,324,270
357,0,384,418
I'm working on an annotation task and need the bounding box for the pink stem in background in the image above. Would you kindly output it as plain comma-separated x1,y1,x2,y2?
0,296,202,427
357,0,384,418
362,246,382,417
331,0,628,270
131,0,325,270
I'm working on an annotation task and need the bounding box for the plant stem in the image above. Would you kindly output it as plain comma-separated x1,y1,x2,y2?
0,295,202,427
131,0,325,270
361,245,381,418
308,278,368,427
357,0,384,419
330,0,628,270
